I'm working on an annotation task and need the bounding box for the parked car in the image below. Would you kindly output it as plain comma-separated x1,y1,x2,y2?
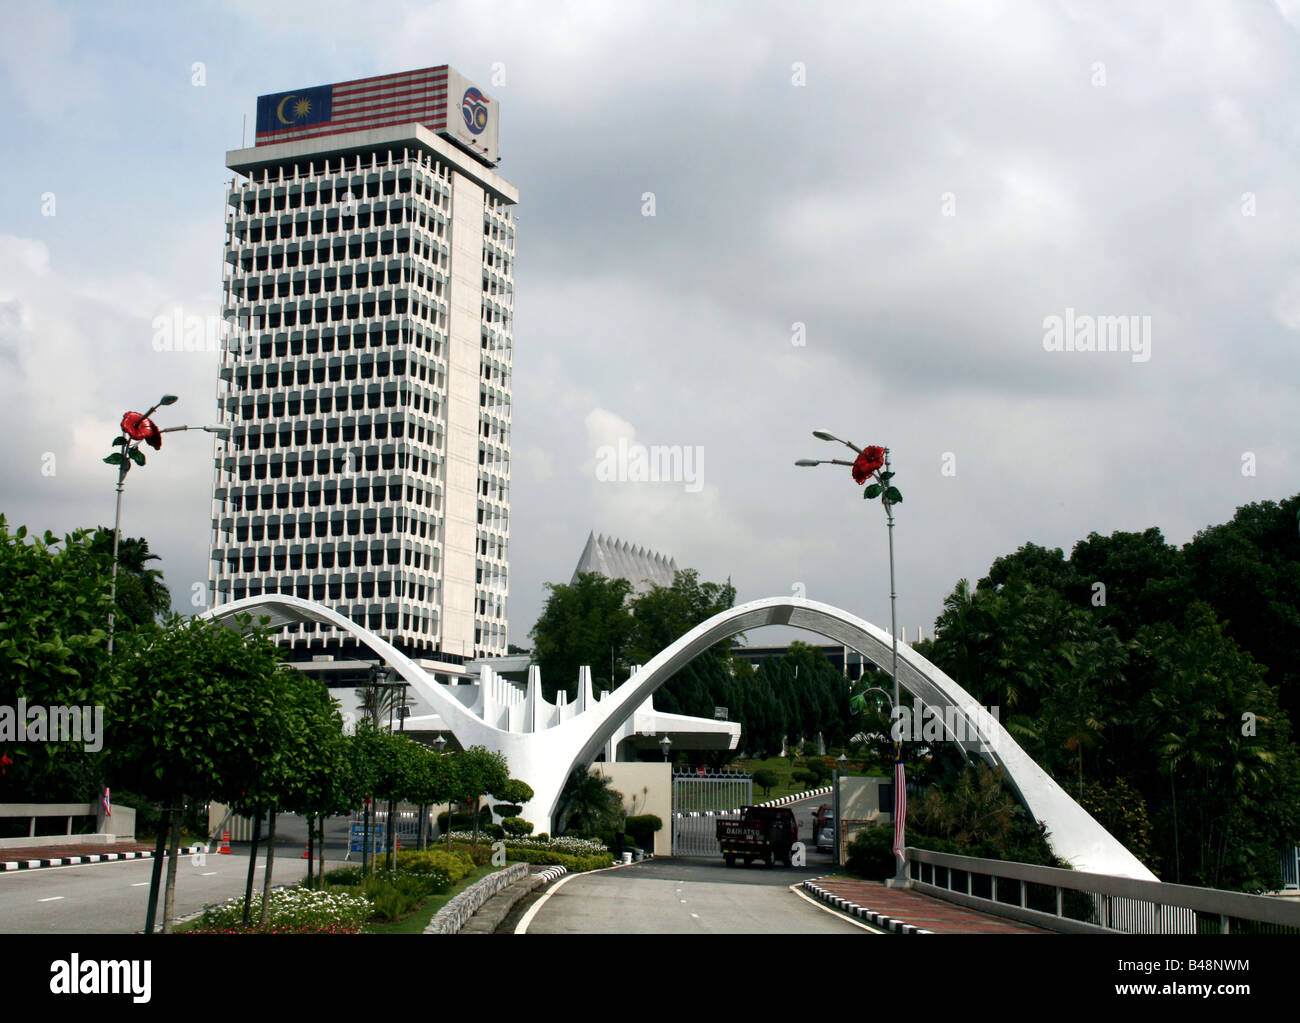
816,818,835,852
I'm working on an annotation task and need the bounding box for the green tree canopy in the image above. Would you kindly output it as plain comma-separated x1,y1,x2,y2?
529,572,635,699
107,613,289,809
0,518,116,801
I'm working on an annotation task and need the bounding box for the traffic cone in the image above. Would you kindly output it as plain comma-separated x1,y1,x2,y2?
218,830,231,855
301,840,311,859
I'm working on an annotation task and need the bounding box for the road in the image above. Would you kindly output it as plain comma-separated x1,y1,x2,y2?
517,857,869,934
517,793,870,934
0,848,311,933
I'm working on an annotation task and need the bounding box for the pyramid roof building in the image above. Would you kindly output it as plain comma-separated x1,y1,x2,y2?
571,532,679,595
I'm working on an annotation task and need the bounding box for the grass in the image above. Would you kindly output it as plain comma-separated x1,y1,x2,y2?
734,754,884,803
362,863,500,934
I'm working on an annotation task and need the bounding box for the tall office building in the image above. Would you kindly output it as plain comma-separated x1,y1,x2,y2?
208,66,515,672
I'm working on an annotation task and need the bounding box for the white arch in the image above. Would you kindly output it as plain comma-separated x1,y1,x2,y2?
202,594,1156,880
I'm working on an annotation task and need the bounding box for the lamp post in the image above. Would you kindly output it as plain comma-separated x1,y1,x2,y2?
797,430,909,885
659,735,672,763
432,733,454,851
102,397,230,656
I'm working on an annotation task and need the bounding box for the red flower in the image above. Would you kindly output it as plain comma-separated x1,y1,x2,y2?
852,445,885,484
120,411,163,450
0,754,12,775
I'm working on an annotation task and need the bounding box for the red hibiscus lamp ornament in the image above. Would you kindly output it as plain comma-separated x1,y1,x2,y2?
120,411,163,451
852,445,886,485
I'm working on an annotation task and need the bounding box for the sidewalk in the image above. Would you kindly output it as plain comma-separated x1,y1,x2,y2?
0,841,201,872
802,877,1049,934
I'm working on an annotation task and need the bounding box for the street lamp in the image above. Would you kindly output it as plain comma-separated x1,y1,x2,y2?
659,735,672,763
797,430,908,886
103,394,226,656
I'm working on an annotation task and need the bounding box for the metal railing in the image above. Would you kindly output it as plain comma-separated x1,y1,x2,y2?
1281,846,1299,891
906,847,1300,935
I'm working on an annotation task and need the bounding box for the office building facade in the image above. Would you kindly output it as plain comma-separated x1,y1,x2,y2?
208,66,515,668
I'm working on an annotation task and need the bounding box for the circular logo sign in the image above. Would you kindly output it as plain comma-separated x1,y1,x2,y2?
461,88,489,135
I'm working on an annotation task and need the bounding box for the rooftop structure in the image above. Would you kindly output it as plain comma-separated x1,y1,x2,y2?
572,531,678,595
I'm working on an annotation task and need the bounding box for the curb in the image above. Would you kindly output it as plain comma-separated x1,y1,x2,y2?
534,864,567,884
1,844,205,873
801,879,933,935
425,862,530,934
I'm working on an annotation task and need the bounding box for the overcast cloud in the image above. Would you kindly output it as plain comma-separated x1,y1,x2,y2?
1,0,1297,651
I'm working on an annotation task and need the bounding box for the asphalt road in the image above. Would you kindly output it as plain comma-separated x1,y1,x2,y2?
516,793,868,934
517,857,868,934
0,848,312,933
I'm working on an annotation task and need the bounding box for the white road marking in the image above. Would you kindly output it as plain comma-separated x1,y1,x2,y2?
787,884,884,933
690,912,699,919
516,861,624,934
201,872,218,876
131,882,149,887
39,896,65,902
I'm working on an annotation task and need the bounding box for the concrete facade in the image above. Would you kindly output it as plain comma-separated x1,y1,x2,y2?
208,111,516,664
591,762,673,856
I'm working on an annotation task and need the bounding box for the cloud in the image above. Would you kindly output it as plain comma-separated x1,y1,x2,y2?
3,0,1298,651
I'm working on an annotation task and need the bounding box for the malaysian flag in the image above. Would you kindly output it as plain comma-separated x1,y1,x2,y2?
103,787,111,818
892,747,906,858
254,67,455,147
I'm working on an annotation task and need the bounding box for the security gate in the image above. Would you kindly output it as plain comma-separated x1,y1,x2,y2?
671,769,753,857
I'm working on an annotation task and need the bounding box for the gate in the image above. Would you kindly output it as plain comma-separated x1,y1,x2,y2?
671,769,753,857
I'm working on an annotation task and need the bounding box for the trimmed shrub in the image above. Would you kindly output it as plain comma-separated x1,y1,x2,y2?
625,814,662,849
493,804,523,819
502,816,534,837
845,824,895,880
323,866,365,886
436,806,493,830
396,848,475,884
444,843,495,866
505,846,614,872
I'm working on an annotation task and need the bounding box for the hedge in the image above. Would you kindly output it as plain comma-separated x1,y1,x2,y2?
504,847,614,872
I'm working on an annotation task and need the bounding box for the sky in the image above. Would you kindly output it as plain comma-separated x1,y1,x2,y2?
1,0,1298,655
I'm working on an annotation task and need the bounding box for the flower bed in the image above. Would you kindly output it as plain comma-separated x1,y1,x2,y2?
188,888,373,934
442,831,609,856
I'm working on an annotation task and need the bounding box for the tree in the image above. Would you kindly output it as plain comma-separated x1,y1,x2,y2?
452,746,510,847
529,573,636,699
1135,604,1300,890
406,745,457,850
108,612,289,932
918,498,1300,891
0,519,116,803
1182,496,1300,730
752,769,779,796
275,671,350,894
559,769,625,837
89,529,171,628
353,682,404,732
627,569,737,668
